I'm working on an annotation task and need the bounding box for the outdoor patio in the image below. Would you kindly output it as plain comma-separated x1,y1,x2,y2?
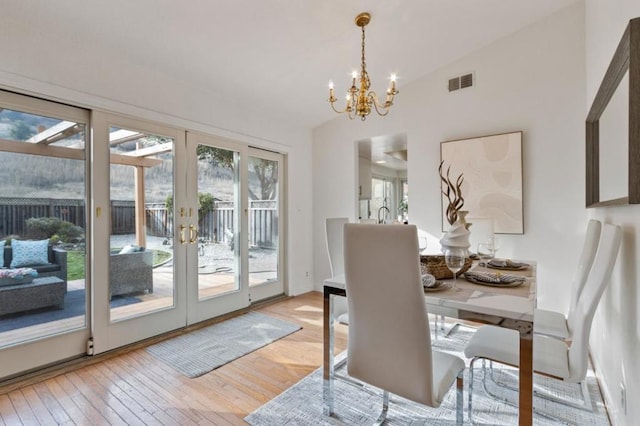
0,234,278,347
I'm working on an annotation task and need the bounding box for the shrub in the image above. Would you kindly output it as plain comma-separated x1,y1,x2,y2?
26,217,84,243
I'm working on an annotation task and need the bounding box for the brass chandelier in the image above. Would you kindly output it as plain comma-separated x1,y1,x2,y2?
328,12,398,121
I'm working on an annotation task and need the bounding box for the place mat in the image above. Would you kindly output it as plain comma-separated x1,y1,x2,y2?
464,271,526,287
486,259,530,271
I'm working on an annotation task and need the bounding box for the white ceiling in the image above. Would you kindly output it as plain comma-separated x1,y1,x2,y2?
8,0,580,129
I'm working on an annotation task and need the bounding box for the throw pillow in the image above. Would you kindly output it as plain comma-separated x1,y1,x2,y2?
119,244,144,254
10,239,50,268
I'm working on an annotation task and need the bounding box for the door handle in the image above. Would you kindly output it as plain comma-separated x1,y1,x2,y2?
189,224,199,244
179,224,186,244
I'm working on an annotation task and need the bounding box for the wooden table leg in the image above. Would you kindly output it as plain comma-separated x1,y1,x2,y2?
518,334,533,425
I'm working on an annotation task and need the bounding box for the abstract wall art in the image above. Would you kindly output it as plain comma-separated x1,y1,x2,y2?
440,131,524,234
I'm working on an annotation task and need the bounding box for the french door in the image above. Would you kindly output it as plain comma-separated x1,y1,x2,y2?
246,147,284,302
0,102,285,375
184,134,285,323
92,112,187,352
94,121,285,352
0,91,91,378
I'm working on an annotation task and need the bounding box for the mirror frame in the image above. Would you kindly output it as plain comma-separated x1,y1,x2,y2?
586,17,640,207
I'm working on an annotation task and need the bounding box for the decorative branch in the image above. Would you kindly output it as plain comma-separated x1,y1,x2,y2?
439,161,465,225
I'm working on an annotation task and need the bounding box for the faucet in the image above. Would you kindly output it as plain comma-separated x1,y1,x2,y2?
377,206,390,224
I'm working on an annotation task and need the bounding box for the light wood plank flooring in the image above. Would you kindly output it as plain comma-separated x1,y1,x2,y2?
0,291,348,425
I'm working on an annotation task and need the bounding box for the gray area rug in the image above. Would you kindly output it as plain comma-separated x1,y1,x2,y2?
146,311,301,378
245,325,609,425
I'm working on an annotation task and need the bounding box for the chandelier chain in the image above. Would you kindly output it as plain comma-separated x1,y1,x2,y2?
361,25,367,78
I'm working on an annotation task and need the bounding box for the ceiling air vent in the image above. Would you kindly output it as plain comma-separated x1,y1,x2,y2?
448,72,474,92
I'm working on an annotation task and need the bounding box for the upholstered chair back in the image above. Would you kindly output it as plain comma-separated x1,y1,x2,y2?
568,223,621,382
325,217,349,277
344,224,438,406
566,219,602,334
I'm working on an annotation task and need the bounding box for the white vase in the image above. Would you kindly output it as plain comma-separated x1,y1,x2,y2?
439,210,471,255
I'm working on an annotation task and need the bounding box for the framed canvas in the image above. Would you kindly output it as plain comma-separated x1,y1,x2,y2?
440,131,523,234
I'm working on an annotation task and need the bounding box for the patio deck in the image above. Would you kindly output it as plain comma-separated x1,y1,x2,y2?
0,237,277,348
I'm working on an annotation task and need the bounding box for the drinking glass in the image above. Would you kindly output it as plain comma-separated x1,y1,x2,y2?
418,236,428,254
489,236,500,259
477,243,492,267
444,247,466,291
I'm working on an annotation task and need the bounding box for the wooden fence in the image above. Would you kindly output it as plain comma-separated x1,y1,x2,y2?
146,200,278,248
0,197,278,248
0,197,86,238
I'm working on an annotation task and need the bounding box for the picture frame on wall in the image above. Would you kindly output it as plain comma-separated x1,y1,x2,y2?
440,131,524,234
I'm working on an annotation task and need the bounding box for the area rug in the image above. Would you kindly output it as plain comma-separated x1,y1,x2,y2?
146,311,301,378
245,325,610,425
0,289,140,333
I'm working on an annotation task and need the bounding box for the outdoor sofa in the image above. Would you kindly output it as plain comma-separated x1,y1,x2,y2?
1,243,68,315
110,247,153,299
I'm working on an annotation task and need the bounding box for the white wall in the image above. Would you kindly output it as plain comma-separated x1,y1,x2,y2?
0,17,314,296
586,1,640,424
313,3,587,319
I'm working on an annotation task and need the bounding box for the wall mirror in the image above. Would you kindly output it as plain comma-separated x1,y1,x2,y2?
586,17,640,207
356,133,407,223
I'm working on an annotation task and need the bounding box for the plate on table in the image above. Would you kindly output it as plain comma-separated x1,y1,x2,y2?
485,259,530,271
423,280,451,292
463,271,526,287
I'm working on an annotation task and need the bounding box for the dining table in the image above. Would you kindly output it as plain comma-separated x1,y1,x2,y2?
323,260,536,426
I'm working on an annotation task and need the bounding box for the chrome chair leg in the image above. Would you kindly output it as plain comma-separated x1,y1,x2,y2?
468,357,477,425
373,390,389,426
486,360,594,412
434,314,461,338
470,358,592,423
456,370,464,426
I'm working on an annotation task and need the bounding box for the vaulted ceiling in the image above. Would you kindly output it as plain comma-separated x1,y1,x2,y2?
5,0,581,129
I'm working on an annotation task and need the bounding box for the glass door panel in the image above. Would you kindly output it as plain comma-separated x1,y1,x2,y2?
186,132,249,324
195,144,241,299
0,90,90,378
108,127,175,321
247,149,284,301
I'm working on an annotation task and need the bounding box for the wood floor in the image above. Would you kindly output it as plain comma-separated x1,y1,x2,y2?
0,291,348,425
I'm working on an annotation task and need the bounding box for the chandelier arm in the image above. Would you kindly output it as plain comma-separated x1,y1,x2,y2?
329,102,349,114
371,100,390,116
368,92,391,116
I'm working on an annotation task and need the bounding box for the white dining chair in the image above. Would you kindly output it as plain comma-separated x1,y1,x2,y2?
464,223,621,422
325,217,349,325
344,224,465,424
534,219,601,340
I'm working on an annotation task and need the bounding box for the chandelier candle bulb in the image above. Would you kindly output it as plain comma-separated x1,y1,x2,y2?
328,81,335,101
